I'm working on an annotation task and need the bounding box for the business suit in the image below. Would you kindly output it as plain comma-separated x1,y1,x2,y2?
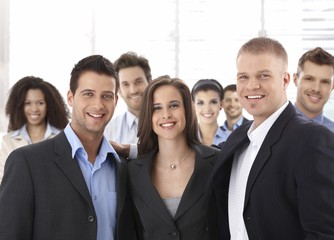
0,131,137,240
128,144,220,240
207,102,334,239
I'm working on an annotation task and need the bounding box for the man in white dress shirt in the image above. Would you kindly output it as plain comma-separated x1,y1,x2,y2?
105,52,151,159
207,37,334,239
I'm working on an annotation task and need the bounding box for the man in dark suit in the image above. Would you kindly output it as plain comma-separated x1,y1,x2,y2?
207,37,334,239
0,55,137,240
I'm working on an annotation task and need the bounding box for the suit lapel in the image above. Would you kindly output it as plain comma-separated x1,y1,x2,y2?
112,154,126,224
174,145,214,220
52,132,94,210
132,151,175,225
244,103,296,208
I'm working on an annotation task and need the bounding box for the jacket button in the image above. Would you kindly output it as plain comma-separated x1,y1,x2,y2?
88,215,95,222
168,231,178,238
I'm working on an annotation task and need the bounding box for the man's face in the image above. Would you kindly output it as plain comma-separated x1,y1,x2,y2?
222,90,243,120
67,71,118,138
236,52,290,126
118,66,149,116
294,60,334,118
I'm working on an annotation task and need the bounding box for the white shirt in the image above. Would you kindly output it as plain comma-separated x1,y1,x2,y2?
228,101,288,240
104,110,138,159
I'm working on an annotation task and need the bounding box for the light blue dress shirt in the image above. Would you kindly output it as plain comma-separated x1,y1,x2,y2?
220,117,247,142
64,124,118,240
295,105,334,133
197,126,226,146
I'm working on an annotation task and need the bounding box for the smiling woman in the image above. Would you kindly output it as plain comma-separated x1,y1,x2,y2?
0,76,69,183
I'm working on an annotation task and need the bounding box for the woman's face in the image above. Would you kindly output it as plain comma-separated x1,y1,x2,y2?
193,89,222,125
24,89,47,127
152,85,186,141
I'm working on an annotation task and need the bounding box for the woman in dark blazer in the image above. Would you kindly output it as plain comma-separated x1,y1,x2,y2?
128,76,220,240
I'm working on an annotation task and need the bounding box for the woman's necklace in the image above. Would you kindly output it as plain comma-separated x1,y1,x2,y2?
158,148,192,170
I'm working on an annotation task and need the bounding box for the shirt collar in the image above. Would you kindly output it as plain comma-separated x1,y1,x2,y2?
222,116,245,131
294,104,324,124
125,110,138,129
64,123,120,161
248,101,289,144
10,122,60,143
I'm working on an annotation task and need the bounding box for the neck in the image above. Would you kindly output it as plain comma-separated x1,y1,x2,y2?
226,115,242,130
128,108,140,117
295,102,320,119
157,138,189,165
26,123,47,143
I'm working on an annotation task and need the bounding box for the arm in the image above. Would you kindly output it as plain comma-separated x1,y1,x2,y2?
297,127,334,238
109,140,138,160
0,149,34,240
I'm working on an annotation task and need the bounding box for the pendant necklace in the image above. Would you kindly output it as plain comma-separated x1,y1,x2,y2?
160,148,192,170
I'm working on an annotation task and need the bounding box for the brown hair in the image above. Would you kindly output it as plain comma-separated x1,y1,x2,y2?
114,51,152,85
296,47,334,77
137,75,199,155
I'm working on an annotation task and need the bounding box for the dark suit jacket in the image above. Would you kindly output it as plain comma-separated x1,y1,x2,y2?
128,144,220,240
0,131,137,240
207,102,334,240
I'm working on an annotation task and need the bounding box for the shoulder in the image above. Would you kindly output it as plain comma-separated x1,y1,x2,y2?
109,112,127,125
193,144,220,164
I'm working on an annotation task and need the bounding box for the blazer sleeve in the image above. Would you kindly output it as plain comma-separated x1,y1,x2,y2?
0,149,34,240
296,126,334,237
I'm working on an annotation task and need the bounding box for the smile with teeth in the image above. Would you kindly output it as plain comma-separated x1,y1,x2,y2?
161,122,175,127
203,113,214,118
88,113,103,118
307,93,321,100
246,95,264,99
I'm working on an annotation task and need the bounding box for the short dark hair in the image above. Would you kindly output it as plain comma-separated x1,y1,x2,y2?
138,75,199,155
222,84,237,99
70,55,119,95
114,51,152,83
191,79,224,101
6,76,69,132
296,47,334,76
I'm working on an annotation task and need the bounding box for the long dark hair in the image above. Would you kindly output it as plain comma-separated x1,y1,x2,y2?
137,75,199,155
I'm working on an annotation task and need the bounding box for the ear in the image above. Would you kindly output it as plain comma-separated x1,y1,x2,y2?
283,72,290,90
67,90,74,107
293,73,298,87
220,99,224,110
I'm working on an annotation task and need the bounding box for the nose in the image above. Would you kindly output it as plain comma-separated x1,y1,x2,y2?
31,103,39,112
129,83,138,94
92,96,104,109
246,78,260,90
311,81,321,92
162,109,172,120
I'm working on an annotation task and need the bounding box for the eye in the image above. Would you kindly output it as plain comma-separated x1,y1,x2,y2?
196,100,204,106
258,73,270,80
121,82,129,87
24,101,31,106
237,75,248,81
37,101,45,106
153,104,162,111
103,93,114,100
170,103,179,109
321,80,331,85
136,79,144,85
304,77,313,81
211,99,219,105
